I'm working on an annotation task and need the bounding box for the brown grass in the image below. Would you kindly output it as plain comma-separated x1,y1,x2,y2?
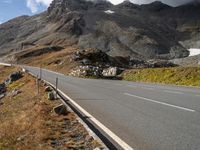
14,46,79,75
0,67,101,150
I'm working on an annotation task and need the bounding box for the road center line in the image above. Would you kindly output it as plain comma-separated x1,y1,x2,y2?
141,87,155,91
127,85,137,88
124,93,195,112
164,90,183,95
114,83,122,86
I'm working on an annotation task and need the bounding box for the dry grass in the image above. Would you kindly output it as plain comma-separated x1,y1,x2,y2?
0,66,101,150
122,67,200,87
0,66,18,82
14,46,79,75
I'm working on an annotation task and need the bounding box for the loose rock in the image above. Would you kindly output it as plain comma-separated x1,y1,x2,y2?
11,89,21,97
0,83,6,94
69,65,102,77
45,86,52,92
85,135,94,142
48,91,56,100
102,67,118,77
0,94,5,100
9,72,23,82
53,104,69,115
81,58,92,65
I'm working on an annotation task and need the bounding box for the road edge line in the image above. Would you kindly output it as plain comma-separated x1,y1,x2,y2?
26,68,134,150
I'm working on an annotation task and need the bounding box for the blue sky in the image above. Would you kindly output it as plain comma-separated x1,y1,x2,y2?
0,0,49,24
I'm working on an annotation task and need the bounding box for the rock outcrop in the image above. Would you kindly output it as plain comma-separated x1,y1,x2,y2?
1,0,200,60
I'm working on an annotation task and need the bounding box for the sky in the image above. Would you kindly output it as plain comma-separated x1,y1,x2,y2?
0,0,199,24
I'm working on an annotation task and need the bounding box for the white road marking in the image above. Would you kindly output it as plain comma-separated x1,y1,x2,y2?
114,83,122,86
164,90,183,95
27,68,134,150
127,85,137,88
124,93,195,112
143,85,155,88
141,87,155,91
48,81,134,150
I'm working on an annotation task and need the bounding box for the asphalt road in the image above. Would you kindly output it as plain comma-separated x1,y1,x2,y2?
23,66,200,150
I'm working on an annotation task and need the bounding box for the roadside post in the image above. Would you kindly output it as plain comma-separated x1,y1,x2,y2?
36,75,39,96
56,77,58,99
40,65,42,80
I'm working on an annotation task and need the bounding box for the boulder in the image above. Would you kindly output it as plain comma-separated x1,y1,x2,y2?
102,67,118,77
4,78,12,85
45,86,52,92
81,58,92,65
11,89,22,97
53,104,69,115
9,72,23,82
0,94,5,100
85,135,94,142
0,83,6,94
48,91,56,100
71,51,82,61
11,89,21,97
69,65,102,77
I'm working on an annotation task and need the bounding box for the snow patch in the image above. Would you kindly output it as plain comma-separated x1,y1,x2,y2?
188,48,200,57
104,10,115,14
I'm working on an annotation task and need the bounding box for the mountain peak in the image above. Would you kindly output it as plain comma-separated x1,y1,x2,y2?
117,0,139,9
47,0,113,15
141,1,172,11
48,0,88,13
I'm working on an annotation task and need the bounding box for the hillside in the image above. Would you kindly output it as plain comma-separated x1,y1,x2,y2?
0,66,102,149
122,67,200,87
1,0,200,61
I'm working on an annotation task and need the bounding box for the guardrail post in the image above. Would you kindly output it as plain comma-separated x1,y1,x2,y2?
36,75,39,96
40,66,42,80
56,77,58,99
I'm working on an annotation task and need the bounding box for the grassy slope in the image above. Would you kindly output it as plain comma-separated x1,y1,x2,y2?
122,67,200,87
0,66,100,150
14,46,78,75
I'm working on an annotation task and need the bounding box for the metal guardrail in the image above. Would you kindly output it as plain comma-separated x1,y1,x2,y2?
0,63,12,67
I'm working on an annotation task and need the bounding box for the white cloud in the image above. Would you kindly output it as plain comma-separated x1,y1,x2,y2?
26,0,53,13
26,0,198,13
35,0,53,6
26,0,38,13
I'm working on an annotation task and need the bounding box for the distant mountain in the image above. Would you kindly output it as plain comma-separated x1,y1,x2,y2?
0,0,200,60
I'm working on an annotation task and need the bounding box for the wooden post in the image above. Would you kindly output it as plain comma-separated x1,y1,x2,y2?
36,75,39,96
40,66,42,80
56,77,58,99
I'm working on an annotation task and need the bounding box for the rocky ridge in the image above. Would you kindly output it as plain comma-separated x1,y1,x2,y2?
0,0,200,60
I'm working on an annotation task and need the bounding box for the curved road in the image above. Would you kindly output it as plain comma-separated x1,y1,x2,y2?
24,66,200,150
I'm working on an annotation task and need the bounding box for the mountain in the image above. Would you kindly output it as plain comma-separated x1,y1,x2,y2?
0,0,200,60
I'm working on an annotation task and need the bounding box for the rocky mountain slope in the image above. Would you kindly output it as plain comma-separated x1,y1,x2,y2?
0,0,200,60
